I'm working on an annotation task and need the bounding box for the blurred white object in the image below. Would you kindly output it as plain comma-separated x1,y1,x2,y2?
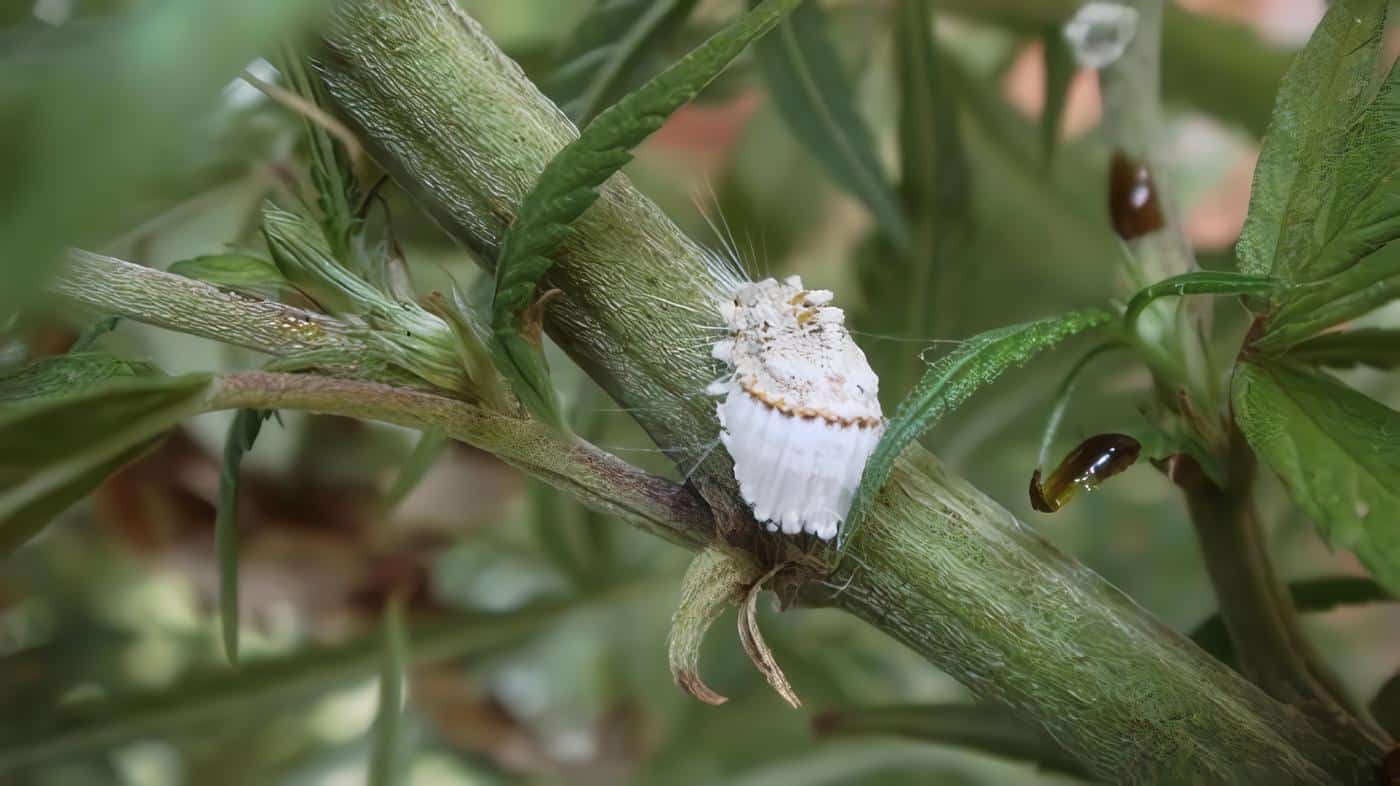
1063,2,1141,70
709,276,884,540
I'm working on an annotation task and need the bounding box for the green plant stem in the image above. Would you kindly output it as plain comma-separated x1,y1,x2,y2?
208,372,711,549
1096,0,1384,758
309,3,1385,781
53,250,373,367
1172,445,1387,754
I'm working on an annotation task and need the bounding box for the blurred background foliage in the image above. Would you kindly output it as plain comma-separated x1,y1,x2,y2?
1,1,1398,785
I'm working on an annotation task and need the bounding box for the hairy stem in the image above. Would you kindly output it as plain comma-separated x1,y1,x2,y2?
1173,446,1384,755
54,250,373,366
208,372,711,548
308,1,1385,781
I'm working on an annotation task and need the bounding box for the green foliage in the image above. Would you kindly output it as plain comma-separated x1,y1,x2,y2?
1122,271,1282,330
489,0,801,429
168,253,295,300
68,316,122,353
1237,0,1399,342
0,354,158,402
368,596,409,786
814,703,1089,779
262,203,468,393
1189,576,1393,669
0,0,324,313
1286,329,1400,370
0,601,564,774
854,0,971,404
843,309,1113,547
0,374,213,557
1036,344,1120,471
216,409,274,665
380,429,449,514
424,289,514,413
280,48,363,261
753,0,910,250
1232,362,1400,595
547,0,701,126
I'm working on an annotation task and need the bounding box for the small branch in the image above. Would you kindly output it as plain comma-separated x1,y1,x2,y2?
208,372,712,548
54,250,373,364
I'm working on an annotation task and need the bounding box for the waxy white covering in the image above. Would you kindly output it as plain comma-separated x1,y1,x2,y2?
710,276,884,540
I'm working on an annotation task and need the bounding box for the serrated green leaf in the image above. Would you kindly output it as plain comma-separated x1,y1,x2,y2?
490,0,801,429
1232,361,1400,595
547,0,701,126
813,703,1088,779
842,309,1113,547
1286,328,1400,370
1236,0,1388,287
168,254,295,299
1123,271,1283,329
368,595,409,786
0,353,159,402
0,374,213,557
753,0,910,251
217,408,273,665
1190,576,1393,671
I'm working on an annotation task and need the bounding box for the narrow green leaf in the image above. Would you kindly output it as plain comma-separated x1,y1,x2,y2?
843,309,1113,547
0,374,213,556
1190,576,1393,670
854,0,970,404
168,253,294,299
1286,329,1400,371
1371,670,1400,739
547,0,701,126
1036,344,1121,471
217,409,273,665
1040,25,1074,165
1232,361,1400,595
1236,0,1388,284
490,0,801,429
1123,271,1282,330
813,703,1089,778
424,290,513,413
753,0,910,250
368,596,409,786
0,353,158,403
69,316,122,353
281,47,362,263
381,429,449,514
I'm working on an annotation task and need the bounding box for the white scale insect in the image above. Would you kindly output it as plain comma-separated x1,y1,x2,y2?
707,275,885,541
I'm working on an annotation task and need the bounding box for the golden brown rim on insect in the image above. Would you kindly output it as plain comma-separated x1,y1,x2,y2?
738,381,883,429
